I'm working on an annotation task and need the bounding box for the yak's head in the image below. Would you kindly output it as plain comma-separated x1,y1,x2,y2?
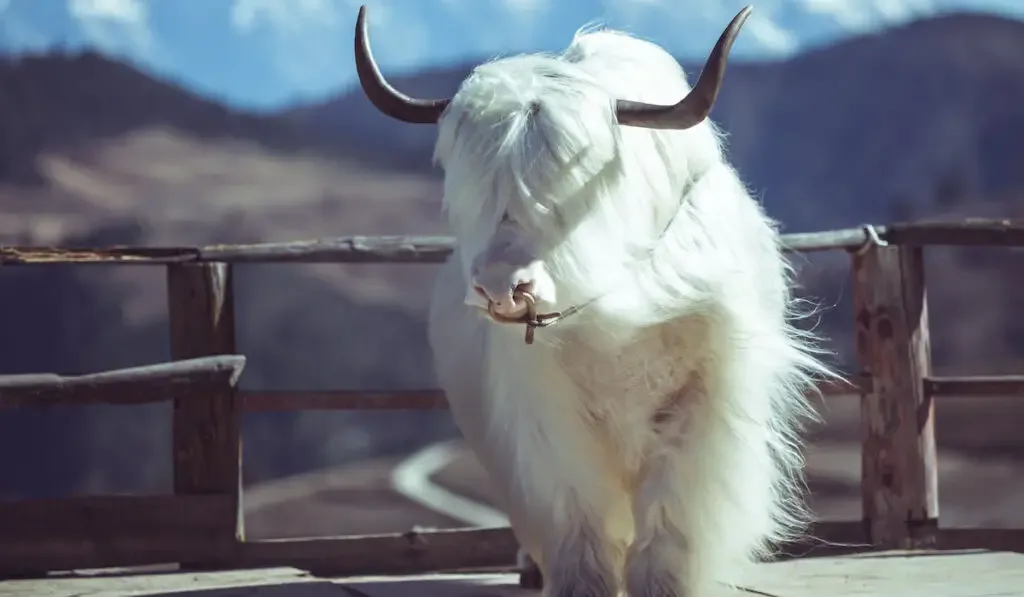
353,5,749,327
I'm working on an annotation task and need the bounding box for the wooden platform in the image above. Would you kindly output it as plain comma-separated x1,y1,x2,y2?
5,550,1022,597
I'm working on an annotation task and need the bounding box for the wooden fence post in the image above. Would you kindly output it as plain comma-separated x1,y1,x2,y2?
167,263,243,566
852,245,939,549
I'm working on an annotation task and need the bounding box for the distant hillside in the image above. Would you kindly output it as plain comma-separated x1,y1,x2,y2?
0,50,405,185
285,12,1024,232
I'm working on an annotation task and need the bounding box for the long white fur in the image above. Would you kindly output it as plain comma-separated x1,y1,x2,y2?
427,25,839,597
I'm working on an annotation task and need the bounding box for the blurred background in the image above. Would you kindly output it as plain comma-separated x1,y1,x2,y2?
0,0,1022,541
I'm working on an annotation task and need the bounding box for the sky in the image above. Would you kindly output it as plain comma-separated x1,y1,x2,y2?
1,0,1023,110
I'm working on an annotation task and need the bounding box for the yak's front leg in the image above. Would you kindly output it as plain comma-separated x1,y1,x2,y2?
624,441,696,597
512,426,627,596
625,368,791,597
487,382,630,597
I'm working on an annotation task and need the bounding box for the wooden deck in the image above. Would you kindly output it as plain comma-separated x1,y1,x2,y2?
7,549,1021,597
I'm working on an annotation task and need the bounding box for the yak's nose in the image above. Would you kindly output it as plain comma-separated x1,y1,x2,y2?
469,276,535,318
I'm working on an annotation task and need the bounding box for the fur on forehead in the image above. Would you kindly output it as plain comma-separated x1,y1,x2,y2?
433,45,624,232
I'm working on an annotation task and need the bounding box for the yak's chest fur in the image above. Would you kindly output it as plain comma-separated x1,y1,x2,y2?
550,314,713,474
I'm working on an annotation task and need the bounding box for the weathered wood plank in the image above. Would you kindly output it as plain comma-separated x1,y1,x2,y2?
746,549,1024,597
925,375,1024,397
1,567,327,596
226,522,866,577
235,527,520,576
0,494,233,577
0,245,198,264
0,537,225,580
0,356,246,409
10,550,1024,597
852,245,939,549
932,528,1024,552
883,217,1024,247
511,520,869,590
2,219,1023,266
198,236,457,264
784,218,1024,252
167,263,244,564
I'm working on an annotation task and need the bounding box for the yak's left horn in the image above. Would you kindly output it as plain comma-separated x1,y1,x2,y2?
614,6,752,130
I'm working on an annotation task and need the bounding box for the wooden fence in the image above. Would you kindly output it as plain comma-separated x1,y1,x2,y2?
1,218,1023,580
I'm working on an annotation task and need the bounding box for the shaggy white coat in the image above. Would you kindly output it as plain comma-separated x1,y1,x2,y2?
427,25,837,597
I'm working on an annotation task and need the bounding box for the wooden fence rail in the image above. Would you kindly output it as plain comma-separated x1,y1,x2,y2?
2,218,1024,266
1,217,1023,580
0,355,246,577
0,355,245,408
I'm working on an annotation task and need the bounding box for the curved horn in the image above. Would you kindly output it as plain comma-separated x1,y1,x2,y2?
615,6,752,130
354,5,450,124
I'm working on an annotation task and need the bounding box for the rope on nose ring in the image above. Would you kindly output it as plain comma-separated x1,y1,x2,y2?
486,291,575,345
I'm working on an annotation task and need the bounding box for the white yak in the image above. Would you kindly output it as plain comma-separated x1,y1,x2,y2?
353,5,837,597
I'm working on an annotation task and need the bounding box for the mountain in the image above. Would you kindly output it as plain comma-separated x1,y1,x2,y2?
1,0,1023,110
0,12,1023,504
0,49,410,186
0,48,455,501
286,12,1024,233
